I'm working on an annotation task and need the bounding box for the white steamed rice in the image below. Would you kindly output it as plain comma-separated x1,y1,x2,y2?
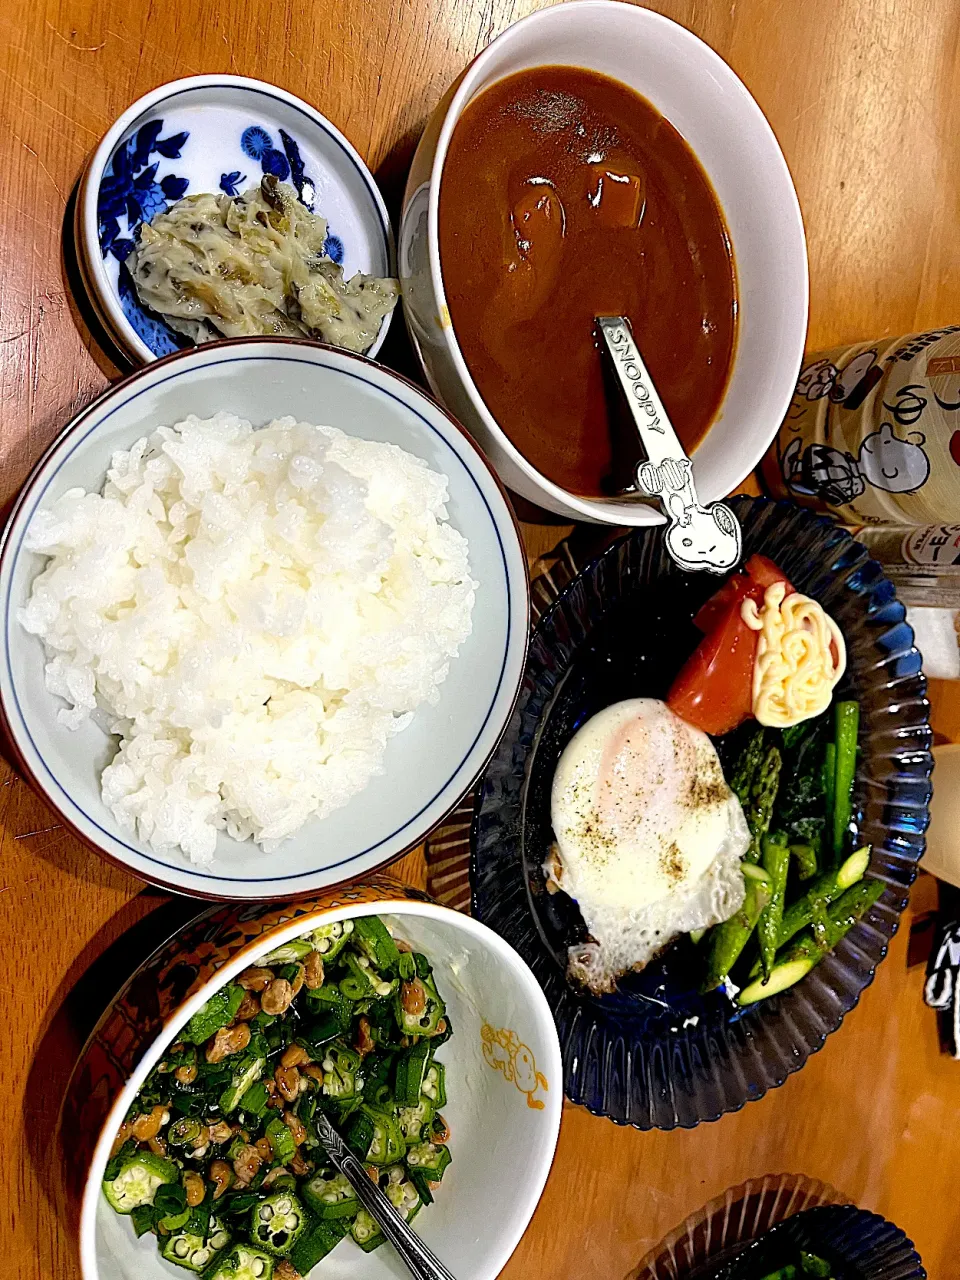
18,413,476,863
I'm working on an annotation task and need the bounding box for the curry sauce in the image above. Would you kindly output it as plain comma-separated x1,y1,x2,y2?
438,66,738,497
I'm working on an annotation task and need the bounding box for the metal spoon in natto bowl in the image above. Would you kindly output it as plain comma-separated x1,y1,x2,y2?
596,315,742,575
313,1109,457,1280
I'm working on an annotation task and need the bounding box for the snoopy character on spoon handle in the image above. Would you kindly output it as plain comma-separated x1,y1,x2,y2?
596,315,742,574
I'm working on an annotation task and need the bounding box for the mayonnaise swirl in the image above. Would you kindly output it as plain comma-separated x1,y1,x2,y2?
741,582,846,728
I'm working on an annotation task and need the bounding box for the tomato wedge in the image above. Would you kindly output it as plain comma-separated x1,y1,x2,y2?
691,573,755,636
668,556,794,737
692,555,793,634
667,602,757,736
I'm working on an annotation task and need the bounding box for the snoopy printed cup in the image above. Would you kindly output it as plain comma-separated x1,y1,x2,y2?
62,880,563,1280
762,326,960,525
399,1,809,525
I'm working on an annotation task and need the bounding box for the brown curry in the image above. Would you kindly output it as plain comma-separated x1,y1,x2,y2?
438,66,738,498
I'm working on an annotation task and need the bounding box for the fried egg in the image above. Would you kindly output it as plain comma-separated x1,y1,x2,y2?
547,698,749,992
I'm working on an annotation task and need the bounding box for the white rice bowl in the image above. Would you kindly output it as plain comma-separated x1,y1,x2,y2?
18,412,476,864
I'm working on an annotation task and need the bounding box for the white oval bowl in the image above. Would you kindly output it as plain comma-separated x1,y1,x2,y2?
399,0,809,524
78,74,395,365
0,340,529,898
75,895,563,1280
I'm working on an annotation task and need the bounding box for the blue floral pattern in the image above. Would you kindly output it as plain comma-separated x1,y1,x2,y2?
94,114,349,359
241,124,289,181
117,261,182,357
241,124,316,211
219,170,247,197
97,119,189,262
240,126,271,159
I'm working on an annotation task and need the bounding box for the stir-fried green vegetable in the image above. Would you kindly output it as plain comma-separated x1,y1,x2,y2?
756,834,790,980
702,864,771,992
831,701,860,857
102,916,452,1274
744,745,782,864
744,1248,835,1279
701,699,880,1005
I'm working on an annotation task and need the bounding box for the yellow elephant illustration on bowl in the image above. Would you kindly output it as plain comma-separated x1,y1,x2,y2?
481,1022,549,1110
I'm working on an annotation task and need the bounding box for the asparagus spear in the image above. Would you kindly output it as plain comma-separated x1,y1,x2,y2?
757,833,790,979
701,863,772,991
823,740,836,854
729,725,766,811
789,841,818,881
832,700,860,858
745,745,782,864
777,846,871,947
738,878,884,1006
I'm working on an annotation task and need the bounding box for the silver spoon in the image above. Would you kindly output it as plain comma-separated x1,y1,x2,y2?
314,1110,457,1280
596,315,742,575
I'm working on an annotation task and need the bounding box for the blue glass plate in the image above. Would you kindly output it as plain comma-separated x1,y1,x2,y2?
472,498,933,1127
706,1205,926,1279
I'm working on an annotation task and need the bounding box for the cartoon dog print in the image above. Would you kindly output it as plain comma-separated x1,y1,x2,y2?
781,352,931,506
637,457,741,572
481,1022,549,1110
794,350,881,406
858,421,930,491
781,422,930,506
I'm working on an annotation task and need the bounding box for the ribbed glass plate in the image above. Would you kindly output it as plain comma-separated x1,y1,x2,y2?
710,1205,927,1280
630,1172,849,1278
630,1174,924,1279
472,498,933,1127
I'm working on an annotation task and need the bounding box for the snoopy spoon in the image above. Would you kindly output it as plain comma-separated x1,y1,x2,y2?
596,315,742,575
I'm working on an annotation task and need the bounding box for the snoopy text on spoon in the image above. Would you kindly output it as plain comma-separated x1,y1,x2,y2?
596,314,742,575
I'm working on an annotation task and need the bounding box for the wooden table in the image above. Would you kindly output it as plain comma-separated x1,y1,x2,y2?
4,1,960,1275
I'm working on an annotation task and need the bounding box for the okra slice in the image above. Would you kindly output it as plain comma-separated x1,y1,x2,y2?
398,1098,435,1145
309,920,354,959
395,1041,431,1107
289,1217,348,1272
348,1105,406,1165
248,1191,307,1256
301,1170,359,1219
204,1243,275,1280
405,1141,452,1180
260,938,313,965
351,1208,385,1254
421,1061,446,1107
220,1054,266,1114
319,1043,361,1100
353,916,401,970
351,1166,422,1252
159,1214,231,1273
395,971,446,1037
102,1151,177,1214
340,951,396,1001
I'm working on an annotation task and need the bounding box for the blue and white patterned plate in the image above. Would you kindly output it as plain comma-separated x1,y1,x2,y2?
77,75,394,365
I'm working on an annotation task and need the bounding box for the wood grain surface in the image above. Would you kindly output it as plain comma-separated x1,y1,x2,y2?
3,1,959,1276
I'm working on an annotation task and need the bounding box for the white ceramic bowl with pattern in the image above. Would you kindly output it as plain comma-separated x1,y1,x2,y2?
77,74,395,366
65,890,563,1279
0,340,529,899
399,1,808,524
